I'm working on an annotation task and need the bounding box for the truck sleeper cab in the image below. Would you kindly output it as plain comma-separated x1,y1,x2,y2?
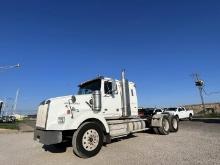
34,71,179,158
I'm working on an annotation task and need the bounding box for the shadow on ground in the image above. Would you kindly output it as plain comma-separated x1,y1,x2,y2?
192,118,220,124
42,142,72,153
110,134,137,144
42,134,139,153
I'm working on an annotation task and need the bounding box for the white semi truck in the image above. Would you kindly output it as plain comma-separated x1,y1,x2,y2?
34,70,179,158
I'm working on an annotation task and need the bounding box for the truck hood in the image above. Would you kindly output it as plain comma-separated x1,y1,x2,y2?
36,94,93,130
48,94,93,111
72,94,93,110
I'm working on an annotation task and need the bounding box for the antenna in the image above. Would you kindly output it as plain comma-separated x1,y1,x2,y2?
191,73,206,112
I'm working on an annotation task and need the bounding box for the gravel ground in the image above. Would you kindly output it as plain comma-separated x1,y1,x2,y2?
0,120,219,165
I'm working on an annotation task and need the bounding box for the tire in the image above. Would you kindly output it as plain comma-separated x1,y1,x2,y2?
189,114,193,121
153,127,159,134
157,116,170,135
169,116,179,132
72,122,103,158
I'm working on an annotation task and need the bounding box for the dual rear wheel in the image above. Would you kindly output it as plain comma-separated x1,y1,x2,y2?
153,115,179,135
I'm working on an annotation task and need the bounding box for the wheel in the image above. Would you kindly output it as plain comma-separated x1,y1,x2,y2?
169,116,179,132
153,127,159,134
189,114,193,121
157,116,170,135
72,122,103,158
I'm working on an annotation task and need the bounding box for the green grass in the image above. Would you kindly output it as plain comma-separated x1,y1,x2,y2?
0,122,19,130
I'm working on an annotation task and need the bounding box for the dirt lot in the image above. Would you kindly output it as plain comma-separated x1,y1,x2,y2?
0,120,219,165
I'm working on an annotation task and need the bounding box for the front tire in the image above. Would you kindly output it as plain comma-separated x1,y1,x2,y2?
72,122,103,158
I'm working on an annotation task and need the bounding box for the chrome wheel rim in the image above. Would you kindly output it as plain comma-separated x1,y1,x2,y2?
173,119,178,129
163,119,169,131
82,129,99,151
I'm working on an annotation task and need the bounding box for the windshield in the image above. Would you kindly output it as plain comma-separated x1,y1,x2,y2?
143,108,155,113
146,108,154,111
78,79,101,95
165,108,177,111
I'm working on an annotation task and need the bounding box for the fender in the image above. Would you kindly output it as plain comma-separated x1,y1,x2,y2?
71,111,110,133
151,114,169,127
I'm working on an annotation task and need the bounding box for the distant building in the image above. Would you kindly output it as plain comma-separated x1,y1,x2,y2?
184,102,220,114
12,113,27,120
27,114,37,119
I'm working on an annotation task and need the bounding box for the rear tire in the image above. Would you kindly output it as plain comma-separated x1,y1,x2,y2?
153,127,159,134
189,114,193,121
169,116,179,132
157,116,170,135
72,122,103,158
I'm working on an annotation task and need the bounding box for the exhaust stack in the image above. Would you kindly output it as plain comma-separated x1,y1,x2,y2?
121,70,131,117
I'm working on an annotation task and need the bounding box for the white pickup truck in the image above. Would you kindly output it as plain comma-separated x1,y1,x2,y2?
164,107,194,120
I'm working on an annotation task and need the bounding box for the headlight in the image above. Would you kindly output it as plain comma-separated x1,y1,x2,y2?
58,117,65,124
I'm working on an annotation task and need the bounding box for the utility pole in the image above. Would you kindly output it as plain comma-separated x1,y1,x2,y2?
192,73,206,112
0,100,3,116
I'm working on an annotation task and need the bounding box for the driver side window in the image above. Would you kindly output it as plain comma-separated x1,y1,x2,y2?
156,109,162,113
179,108,183,111
104,81,113,94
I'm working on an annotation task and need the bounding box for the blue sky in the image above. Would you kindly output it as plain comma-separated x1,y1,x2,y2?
0,0,220,114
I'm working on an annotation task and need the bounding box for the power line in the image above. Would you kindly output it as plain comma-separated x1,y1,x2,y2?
202,88,220,96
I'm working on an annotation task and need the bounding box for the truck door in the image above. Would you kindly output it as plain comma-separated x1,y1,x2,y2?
178,108,184,119
178,108,185,119
129,84,138,116
102,81,122,118
182,108,188,118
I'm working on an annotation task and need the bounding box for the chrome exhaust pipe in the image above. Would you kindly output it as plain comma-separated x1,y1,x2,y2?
121,70,131,117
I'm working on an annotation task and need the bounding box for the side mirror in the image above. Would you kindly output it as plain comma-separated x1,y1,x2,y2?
71,96,76,104
111,80,117,94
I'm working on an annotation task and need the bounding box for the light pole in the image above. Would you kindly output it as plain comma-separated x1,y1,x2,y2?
0,64,20,71
0,63,21,116
13,89,19,114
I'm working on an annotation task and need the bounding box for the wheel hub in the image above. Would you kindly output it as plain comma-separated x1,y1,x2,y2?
163,119,169,131
173,119,178,129
82,129,99,151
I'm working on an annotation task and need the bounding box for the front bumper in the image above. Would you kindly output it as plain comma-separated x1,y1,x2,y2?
34,129,62,145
